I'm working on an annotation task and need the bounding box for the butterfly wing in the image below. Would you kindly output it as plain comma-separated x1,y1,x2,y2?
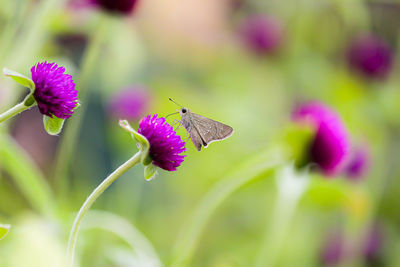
189,127,205,151
190,112,234,148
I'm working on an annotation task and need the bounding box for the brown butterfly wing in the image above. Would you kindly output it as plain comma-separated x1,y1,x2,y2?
189,127,204,151
190,112,234,148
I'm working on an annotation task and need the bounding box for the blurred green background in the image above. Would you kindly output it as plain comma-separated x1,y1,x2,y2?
0,0,400,266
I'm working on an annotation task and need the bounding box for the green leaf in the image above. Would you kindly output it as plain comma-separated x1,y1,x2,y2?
0,224,10,240
119,120,150,165
0,135,55,216
144,164,157,181
43,115,65,136
3,68,35,92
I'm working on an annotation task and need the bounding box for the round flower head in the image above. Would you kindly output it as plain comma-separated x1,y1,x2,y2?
108,87,150,120
347,34,393,79
138,114,186,171
240,15,283,55
292,102,349,176
90,0,138,15
345,146,369,180
31,62,78,119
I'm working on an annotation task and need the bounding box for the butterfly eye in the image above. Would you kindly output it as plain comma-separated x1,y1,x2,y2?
182,108,187,113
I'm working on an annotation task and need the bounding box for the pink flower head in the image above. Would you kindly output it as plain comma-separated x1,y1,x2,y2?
138,115,186,171
31,61,78,119
292,102,349,176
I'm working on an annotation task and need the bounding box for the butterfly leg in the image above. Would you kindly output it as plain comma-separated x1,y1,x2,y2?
172,119,182,130
185,132,190,141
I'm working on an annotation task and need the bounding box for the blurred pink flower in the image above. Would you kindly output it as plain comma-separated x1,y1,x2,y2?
345,146,370,180
347,34,393,80
292,102,350,176
239,15,284,55
321,224,384,266
321,230,345,265
90,0,139,15
108,87,150,121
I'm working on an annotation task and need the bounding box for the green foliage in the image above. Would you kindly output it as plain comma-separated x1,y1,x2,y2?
3,68,35,92
0,224,10,240
43,115,65,136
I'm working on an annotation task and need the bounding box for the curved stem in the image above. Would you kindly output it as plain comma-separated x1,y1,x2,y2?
0,102,30,124
171,150,283,267
66,152,141,267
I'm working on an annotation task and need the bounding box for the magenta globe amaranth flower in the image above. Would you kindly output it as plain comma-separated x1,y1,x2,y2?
91,0,138,15
240,15,283,55
292,102,349,176
347,34,393,79
31,62,78,119
138,114,186,171
108,87,150,120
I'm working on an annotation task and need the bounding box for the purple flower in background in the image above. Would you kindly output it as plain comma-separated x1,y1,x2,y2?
321,230,345,265
90,0,138,15
292,102,349,176
321,224,384,266
240,15,283,55
31,62,78,119
364,224,384,263
138,114,186,171
347,34,393,79
345,146,369,180
109,88,150,120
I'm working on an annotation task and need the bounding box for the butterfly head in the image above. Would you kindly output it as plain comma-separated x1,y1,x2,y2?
169,98,189,117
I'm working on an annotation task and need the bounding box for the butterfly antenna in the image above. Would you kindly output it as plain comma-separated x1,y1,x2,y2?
165,112,179,119
169,98,184,108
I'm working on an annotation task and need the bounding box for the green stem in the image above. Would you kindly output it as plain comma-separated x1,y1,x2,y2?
0,134,55,217
0,102,31,124
171,150,283,267
255,193,299,266
0,0,26,64
66,152,141,267
53,15,110,199
4,0,66,69
255,165,309,267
